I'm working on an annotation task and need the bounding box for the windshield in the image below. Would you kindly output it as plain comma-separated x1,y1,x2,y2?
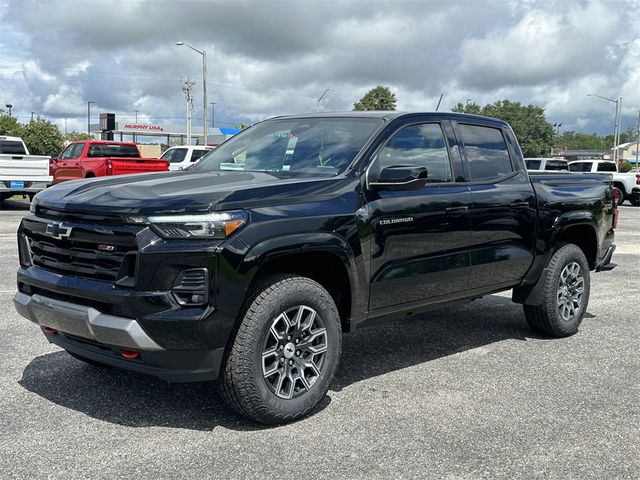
194,117,382,177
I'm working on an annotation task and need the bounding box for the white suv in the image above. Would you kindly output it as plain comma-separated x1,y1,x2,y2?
161,146,214,171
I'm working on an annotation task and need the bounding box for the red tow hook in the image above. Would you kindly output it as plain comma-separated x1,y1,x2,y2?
120,349,140,360
42,326,58,335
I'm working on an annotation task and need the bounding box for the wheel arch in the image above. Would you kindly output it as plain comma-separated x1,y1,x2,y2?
513,218,597,306
240,233,363,332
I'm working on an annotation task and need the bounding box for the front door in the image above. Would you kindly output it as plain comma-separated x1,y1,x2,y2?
364,120,473,311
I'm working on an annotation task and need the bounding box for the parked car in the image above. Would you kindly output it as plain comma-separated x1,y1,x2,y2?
525,157,569,172
52,140,169,183
160,145,214,171
14,112,617,424
0,135,52,205
569,160,640,205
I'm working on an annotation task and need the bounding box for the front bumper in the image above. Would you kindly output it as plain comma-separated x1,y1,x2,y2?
14,291,163,350
14,290,224,382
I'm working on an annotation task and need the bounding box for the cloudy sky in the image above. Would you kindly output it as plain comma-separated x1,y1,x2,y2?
1,0,639,137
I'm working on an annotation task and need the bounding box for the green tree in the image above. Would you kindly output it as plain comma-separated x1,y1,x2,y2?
353,86,397,111
0,113,23,136
452,99,554,157
235,123,251,130
64,131,92,142
557,131,608,151
20,119,64,156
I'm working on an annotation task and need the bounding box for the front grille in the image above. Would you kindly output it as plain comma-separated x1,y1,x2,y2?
19,283,133,317
22,218,137,282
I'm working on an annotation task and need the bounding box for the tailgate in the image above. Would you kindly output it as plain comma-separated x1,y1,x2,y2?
0,154,52,181
109,158,169,175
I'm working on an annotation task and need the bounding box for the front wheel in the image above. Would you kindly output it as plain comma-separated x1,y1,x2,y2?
221,274,342,424
523,244,590,337
630,197,640,207
613,187,625,206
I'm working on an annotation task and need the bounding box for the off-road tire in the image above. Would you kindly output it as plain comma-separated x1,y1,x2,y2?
523,244,590,337
220,274,342,424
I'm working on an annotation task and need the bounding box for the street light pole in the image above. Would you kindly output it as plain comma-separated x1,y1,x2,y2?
587,93,622,164
5,104,12,118
87,101,95,137
176,41,208,146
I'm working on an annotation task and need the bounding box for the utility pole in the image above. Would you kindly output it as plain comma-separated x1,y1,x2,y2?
64,118,68,135
30,112,34,122
133,110,139,143
182,79,195,146
87,101,95,137
210,102,216,130
635,110,640,173
5,104,12,117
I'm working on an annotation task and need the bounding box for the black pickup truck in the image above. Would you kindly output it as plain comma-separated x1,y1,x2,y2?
14,112,617,424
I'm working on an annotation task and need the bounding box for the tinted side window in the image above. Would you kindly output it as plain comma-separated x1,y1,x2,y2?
460,124,513,181
191,149,207,162
597,162,617,172
545,160,568,171
569,162,591,172
378,123,453,183
525,160,541,170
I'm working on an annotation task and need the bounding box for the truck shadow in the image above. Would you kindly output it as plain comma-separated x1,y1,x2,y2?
19,295,558,431
1,197,30,210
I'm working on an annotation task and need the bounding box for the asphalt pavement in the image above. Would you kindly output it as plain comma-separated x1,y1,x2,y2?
0,197,638,479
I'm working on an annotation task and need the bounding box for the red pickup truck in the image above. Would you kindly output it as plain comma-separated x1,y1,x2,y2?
52,140,169,183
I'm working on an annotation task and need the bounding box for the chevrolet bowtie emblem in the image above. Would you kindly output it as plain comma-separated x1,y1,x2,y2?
45,222,73,240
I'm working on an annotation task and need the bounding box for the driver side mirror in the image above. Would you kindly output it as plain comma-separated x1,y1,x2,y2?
369,165,428,191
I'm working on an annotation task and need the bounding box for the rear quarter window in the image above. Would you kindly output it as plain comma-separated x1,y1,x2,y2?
569,162,592,172
597,162,617,172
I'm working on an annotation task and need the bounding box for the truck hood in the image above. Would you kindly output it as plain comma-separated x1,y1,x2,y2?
34,170,354,215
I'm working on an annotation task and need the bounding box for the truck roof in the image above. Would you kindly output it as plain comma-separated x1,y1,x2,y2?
0,135,25,142
71,140,138,146
271,111,510,127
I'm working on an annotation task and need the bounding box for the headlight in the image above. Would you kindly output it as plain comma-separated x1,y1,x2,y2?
29,196,38,213
128,210,248,239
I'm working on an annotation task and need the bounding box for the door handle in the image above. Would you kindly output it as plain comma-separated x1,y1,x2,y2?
510,201,529,209
445,206,469,217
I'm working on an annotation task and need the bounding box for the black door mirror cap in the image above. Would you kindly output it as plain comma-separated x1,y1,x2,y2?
370,165,428,191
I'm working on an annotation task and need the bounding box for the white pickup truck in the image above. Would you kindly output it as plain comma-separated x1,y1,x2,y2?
160,145,213,171
569,160,640,206
0,136,52,205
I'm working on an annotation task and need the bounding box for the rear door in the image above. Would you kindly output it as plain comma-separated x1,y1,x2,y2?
364,118,473,310
455,121,536,288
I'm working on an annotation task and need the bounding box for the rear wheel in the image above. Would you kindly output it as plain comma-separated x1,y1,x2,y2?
630,197,640,207
523,244,590,337
221,274,342,424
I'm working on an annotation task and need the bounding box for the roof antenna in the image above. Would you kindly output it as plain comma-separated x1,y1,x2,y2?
435,93,444,111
